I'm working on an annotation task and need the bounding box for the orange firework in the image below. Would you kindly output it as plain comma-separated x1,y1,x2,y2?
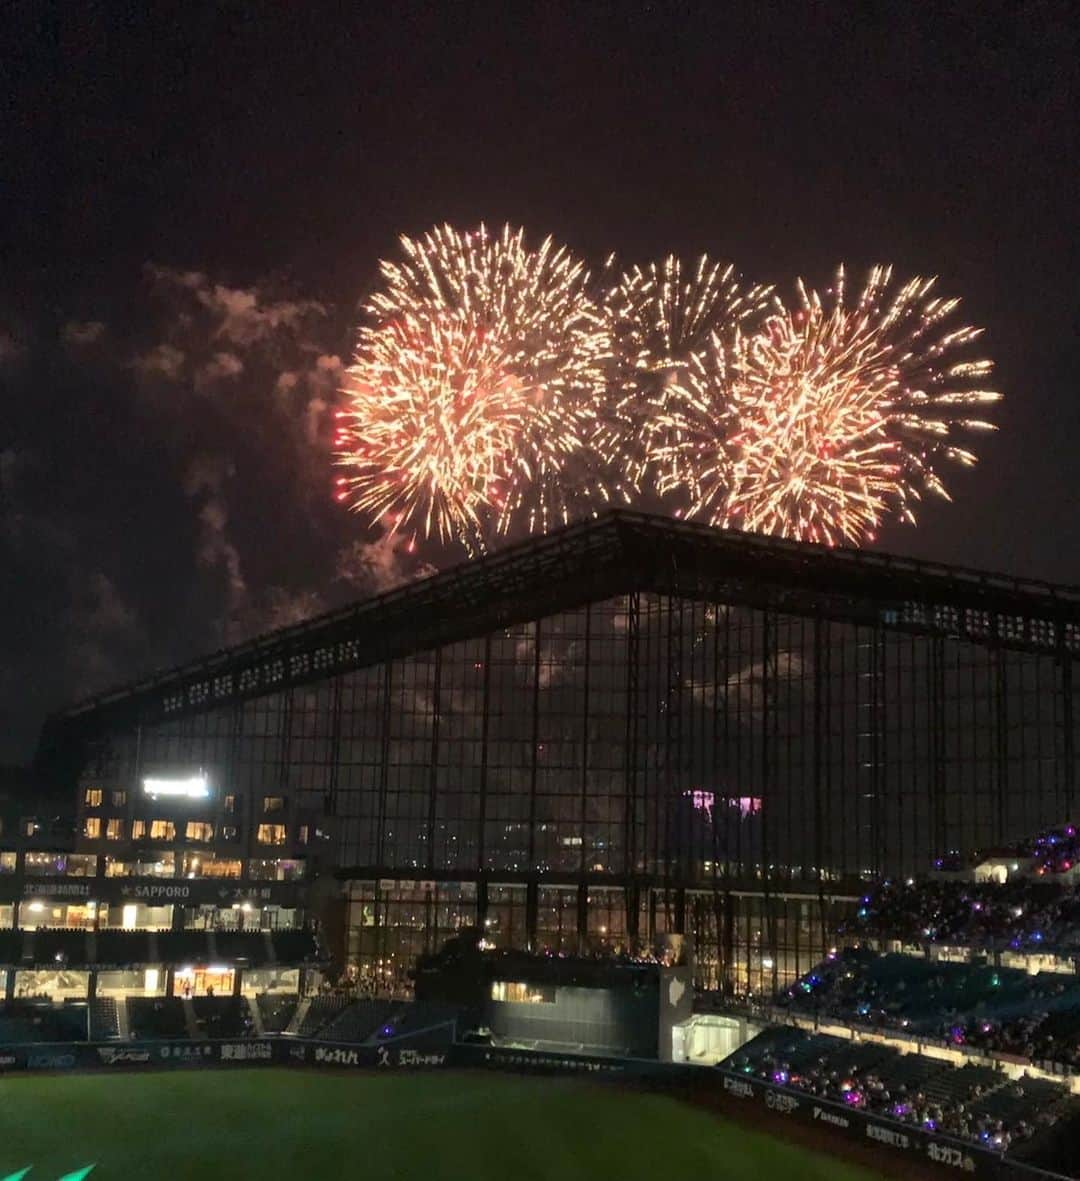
601,255,770,490
335,313,524,544
337,228,1001,552
653,266,1000,546
336,224,608,546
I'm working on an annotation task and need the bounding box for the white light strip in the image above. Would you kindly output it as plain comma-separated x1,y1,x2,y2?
142,774,209,799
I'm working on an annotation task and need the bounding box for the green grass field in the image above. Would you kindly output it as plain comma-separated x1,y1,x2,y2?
0,1069,883,1180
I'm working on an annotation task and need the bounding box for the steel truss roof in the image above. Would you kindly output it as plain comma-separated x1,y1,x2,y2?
44,511,1080,748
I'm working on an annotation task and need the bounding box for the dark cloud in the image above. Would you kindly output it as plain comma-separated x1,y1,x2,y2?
0,330,27,369
1,262,366,762
64,572,144,699
130,342,185,381
61,320,107,347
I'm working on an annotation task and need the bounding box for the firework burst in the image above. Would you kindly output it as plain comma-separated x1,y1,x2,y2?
334,313,523,543
655,265,1000,545
337,226,1001,552
606,254,770,375
335,224,609,545
600,256,770,488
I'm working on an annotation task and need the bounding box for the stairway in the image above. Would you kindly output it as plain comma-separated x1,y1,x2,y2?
286,997,311,1036
182,998,201,1039
116,997,131,1041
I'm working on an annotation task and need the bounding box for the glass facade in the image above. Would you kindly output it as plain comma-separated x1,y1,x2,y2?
71,586,1079,997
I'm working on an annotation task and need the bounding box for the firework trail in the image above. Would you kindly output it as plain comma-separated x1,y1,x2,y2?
335,224,609,545
654,265,1000,545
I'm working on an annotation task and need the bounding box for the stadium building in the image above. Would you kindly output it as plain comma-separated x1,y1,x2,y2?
23,510,1080,1002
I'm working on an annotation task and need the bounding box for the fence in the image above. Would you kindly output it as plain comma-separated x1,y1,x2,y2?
0,1037,1072,1181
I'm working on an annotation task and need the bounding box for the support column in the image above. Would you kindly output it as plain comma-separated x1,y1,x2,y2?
326,676,343,818
576,881,588,955
625,881,640,948
813,616,825,886
426,649,442,874
624,592,640,878
579,604,591,878
477,634,491,870
476,879,489,934
527,621,541,872
673,886,686,936
375,663,393,868
1063,658,1075,822
525,879,538,951
995,647,1009,842
931,636,947,857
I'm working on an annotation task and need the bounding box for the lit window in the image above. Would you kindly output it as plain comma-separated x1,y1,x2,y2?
25,852,95,877
105,819,126,841
22,820,37,838
185,821,215,842
0,852,16,874
221,825,239,843
298,825,309,845
111,790,127,808
105,853,174,878
248,858,303,881
256,824,287,846
224,795,236,814
262,796,285,814
182,853,241,878
84,789,103,808
131,820,146,840
490,981,554,1004
149,820,176,840
83,817,101,839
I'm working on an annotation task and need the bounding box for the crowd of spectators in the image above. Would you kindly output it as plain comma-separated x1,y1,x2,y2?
774,817,1080,1073
851,877,1080,954
852,822,1080,954
775,949,1031,1035
725,1027,1072,1153
942,999,1080,1070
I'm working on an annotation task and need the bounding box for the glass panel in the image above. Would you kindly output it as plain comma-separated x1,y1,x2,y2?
247,858,304,881
104,853,176,878
18,901,95,930
180,852,242,878
99,903,173,931
14,969,90,1000
96,967,166,997
24,852,97,877
240,967,299,996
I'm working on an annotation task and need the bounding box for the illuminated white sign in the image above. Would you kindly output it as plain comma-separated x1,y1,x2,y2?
142,774,209,799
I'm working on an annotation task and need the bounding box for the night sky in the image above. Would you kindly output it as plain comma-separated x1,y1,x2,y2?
3,2,1077,765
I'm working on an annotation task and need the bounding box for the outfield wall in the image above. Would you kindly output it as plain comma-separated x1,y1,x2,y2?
0,1037,1070,1181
